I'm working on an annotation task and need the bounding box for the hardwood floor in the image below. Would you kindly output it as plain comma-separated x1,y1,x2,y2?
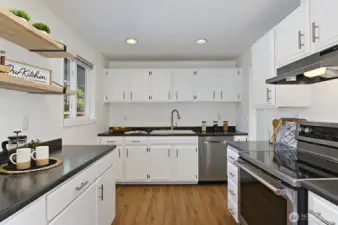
113,185,237,225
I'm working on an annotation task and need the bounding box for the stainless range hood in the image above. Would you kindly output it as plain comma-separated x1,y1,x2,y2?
266,45,338,84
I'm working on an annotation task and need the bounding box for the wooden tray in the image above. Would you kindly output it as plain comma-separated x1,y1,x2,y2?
0,157,62,174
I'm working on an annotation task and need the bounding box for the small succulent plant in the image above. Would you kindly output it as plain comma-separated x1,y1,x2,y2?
27,139,41,149
32,22,51,34
10,9,31,22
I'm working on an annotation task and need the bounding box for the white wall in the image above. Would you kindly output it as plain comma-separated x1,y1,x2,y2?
107,61,240,128
108,103,237,127
0,0,108,146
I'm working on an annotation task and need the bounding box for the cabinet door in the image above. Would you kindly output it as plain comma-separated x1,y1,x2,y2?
129,70,150,102
49,184,96,225
217,69,241,102
104,70,129,102
4,198,46,225
174,145,198,182
115,146,125,182
252,30,276,106
195,70,217,102
149,146,172,182
124,146,148,182
96,166,116,225
149,70,172,102
310,0,338,53
173,69,196,102
275,1,311,68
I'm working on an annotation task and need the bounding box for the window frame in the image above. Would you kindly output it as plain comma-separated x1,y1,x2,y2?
63,58,95,127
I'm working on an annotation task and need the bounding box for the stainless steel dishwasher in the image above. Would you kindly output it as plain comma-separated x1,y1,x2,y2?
198,136,233,183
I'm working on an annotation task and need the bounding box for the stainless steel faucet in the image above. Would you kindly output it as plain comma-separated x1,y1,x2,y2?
171,109,181,130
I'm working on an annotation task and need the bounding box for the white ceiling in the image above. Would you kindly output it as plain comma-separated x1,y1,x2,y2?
44,0,300,61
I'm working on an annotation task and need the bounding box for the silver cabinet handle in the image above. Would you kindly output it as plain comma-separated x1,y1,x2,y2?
132,140,140,143
205,140,226,144
298,30,304,49
106,141,116,143
168,149,170,157
229,190,235,196
176,149,178,157
309,209,335,225
130,92,133,100
75,181,89,191
266,88,272,102
312,22,319,43
213,91,215,99
221,91,223,99
228,156,236,161
126,149,129,158
228,172,235,177
98,184,104,201
168,91,171,100
118,149,121,158
176,91,178,99
123,91,126,100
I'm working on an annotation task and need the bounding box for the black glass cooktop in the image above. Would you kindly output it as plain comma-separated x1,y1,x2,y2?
240,147,338,180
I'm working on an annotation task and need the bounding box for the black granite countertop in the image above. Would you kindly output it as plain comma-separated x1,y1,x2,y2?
0,145,115,222
302,180,338,206
98,126,247,137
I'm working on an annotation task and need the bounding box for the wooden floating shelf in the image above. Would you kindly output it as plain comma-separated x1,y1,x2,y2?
0,8,76,58
0,73,75,95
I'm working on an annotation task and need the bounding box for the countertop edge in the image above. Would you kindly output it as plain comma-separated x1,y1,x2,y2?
302,180,338,206
97,132,248,137
0,146,115,223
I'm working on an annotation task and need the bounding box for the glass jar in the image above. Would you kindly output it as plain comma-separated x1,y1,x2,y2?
223,121,229,132
201,121,207,132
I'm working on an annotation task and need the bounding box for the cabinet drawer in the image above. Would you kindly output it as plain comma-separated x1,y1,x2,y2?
227,161,238,184
308,192,338,225
150,136,198,145
46,152,114,221
228,198,238,223
227,146,239,162
124,137,149,145
100,137,123,145
227,178,238,205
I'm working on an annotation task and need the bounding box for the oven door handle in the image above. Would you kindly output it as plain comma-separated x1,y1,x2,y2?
235,160,288,196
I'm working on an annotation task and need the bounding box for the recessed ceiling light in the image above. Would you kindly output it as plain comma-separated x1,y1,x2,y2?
196,39,207,44
126,38,138,45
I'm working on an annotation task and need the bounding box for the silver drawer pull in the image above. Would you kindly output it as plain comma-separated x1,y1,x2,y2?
132,141,140,143
228,156,236,161
228,172,235,177
229,190,235,196
229,208,235,214
106,141,116,143
309,209,335,225
75,181,89,191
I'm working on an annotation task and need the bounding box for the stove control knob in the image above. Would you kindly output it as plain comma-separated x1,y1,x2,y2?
304,127,312,133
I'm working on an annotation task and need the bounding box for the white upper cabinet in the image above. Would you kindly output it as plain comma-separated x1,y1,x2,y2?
217,69,241,102
149,70,172,102
128,70,150,102
252,30,276,107
275,1,311,68
173,69,196,102
104,69,130,103
310,0,338,53
195,70,217,102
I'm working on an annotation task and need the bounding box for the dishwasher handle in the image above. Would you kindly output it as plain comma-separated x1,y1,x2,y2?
204,140,227,144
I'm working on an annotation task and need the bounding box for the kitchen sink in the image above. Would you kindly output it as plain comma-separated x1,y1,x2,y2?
150,130,196,135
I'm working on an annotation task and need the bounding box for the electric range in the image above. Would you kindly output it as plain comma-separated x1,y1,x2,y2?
236,121,338,225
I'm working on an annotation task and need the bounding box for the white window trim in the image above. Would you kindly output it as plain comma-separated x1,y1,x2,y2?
63,59,96,127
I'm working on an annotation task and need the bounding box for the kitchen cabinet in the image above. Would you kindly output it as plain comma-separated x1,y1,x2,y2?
48,183,97,225
115,146,125,182
227,146,240,223
149,70,172,102
195,70,217,101
308,191,338,225
174,145,198,182
149,146,173,182
124,146,149,182
104,69,130,103
173,69,196,102
3,198,47,225
128,70,150,102
310,0,338,53
217,69,241,102
275,1,311,68
96,165,116,225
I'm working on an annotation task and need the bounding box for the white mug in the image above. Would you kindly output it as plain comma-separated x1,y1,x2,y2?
31,146,49,167
9,148,31,170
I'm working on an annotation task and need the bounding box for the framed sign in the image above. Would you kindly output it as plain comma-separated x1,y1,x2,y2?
5,59,52,85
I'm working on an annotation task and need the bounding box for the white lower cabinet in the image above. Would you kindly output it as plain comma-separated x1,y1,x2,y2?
227,146,240,223
48,184,97,225
96,166,116,225
308,191,338,225
174,145,198,182
124,145,149,182
149,146,172,182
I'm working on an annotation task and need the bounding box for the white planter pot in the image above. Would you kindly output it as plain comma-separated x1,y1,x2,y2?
19,17,27,23
39,30,48,35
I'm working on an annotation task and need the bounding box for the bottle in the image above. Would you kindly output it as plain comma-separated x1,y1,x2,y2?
201,121,207,132
223,121,229,132
0,50,6,65
213,121,218,133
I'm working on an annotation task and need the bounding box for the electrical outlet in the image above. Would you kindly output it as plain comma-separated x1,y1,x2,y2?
22,114,29,131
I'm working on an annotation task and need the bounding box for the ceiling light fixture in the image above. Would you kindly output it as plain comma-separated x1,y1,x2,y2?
196,39,207,44
126,38,138,45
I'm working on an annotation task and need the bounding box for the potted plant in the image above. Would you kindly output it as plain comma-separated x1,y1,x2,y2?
27,139,41,150
10,9,31,22
32,22,51,35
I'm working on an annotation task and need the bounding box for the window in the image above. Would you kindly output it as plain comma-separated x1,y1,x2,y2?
64,58,94,126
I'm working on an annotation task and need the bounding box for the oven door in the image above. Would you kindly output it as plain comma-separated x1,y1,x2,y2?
235,160,299,225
